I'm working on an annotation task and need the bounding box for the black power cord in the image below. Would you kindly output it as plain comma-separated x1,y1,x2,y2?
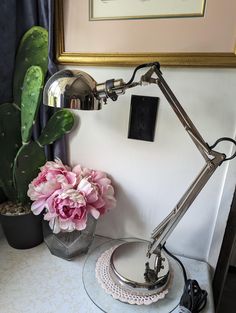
163,245,208,313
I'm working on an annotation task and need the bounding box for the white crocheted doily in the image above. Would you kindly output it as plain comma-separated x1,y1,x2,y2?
95,245,171,305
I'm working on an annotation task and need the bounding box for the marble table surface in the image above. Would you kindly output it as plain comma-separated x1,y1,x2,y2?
0,235,215,313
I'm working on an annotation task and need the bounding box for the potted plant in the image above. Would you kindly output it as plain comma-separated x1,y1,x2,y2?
0,26,74,249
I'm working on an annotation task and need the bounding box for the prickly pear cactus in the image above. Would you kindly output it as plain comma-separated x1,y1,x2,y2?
0,103,21,200
0,26,48,203
13,26,48,107
21,66,44,144
0,25,75,206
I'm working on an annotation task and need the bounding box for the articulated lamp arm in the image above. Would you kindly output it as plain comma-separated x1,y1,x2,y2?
44,62,236,261
95,62,236,258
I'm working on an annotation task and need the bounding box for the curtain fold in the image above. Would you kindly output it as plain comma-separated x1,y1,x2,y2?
0,0,17,104
0,0,67,204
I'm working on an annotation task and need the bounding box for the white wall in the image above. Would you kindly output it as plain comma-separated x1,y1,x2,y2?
63,65,236,269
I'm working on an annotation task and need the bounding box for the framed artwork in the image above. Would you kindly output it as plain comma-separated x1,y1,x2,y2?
89,0,206,21
55,0,236,67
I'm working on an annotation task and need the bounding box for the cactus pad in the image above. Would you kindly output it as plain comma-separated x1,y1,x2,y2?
13,142,46,204
38,109,75,146
0,103,21,200
13,26,48,107
21,66,44,144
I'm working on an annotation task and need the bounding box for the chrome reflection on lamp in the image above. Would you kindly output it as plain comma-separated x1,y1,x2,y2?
43,63,236,301
109,241,170,296
43,69,101,110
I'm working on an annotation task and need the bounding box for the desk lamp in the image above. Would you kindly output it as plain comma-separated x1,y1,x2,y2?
43,62,236,302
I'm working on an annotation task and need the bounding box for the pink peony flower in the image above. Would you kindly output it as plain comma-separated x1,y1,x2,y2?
28,158,76,215
28,159,116,233
44,189,88,233
73,165,116,217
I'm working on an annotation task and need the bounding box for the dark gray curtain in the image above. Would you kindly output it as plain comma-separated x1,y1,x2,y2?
0,0,67,203
0,0,57,102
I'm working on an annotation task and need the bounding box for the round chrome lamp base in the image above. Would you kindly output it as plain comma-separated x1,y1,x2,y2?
109,241,170,296
85,239,184,309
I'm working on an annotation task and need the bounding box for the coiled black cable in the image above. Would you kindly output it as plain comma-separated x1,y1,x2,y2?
163,245,208,313
179,279,208,313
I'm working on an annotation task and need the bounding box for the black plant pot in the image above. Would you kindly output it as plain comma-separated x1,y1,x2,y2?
0,212,43,249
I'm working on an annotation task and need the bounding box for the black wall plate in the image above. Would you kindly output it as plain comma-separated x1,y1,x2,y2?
128,95,159,142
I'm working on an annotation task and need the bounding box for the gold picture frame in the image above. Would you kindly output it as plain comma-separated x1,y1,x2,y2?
55,0,236,67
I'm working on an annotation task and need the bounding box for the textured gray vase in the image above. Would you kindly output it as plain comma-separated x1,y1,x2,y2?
43,215,97,260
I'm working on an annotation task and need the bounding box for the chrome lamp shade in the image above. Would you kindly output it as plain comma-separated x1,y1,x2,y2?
43,69,101,110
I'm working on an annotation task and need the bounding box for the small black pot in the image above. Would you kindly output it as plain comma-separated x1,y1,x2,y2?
0,212,43,249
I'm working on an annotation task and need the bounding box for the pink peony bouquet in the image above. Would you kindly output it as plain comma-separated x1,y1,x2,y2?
27,159,116,234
